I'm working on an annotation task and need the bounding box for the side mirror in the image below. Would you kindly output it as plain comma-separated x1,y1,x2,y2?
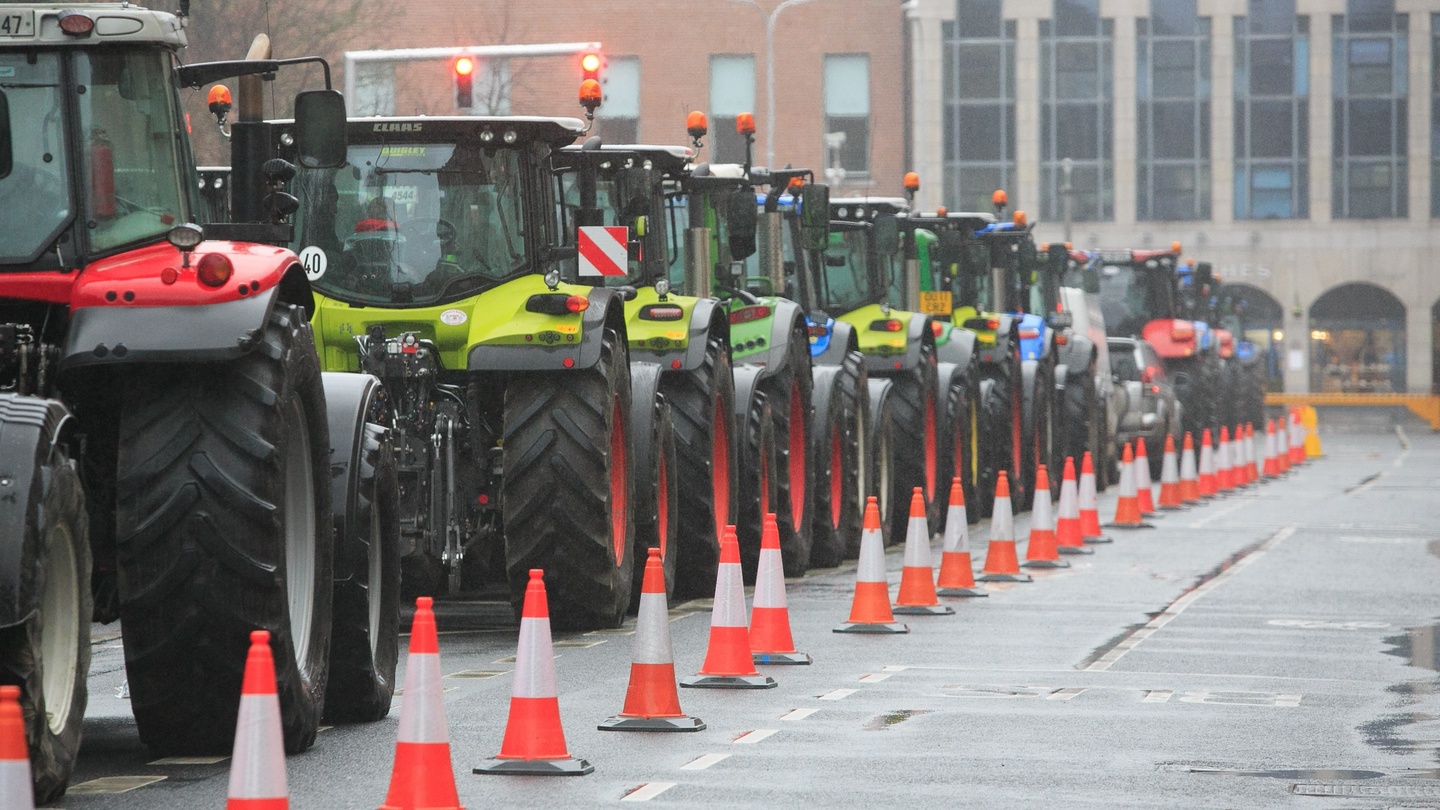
616,166,657,219
1047,310,1073,330
726,189,757,260
293,90,347,169
1016,239,1037,272
872,213,900,256
0,91,10,179
800,183,830,252
1083,266,1101,294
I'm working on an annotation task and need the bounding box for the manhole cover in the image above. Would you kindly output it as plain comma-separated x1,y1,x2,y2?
1292,783,1440,797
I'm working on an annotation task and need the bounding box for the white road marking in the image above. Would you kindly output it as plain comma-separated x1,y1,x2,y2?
622,782,677,801
1187,498,1252,528
733,729,779,744
1047,687,1086,701
1143,690,1174,703
1178,690,1302,707
1085,526,1296,672
859,673,892,683
680,753,730,770
819,688,857,700
1267,619,1389,630
781,708,820,721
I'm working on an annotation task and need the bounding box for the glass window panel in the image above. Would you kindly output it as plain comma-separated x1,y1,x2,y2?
1151,0,1199,36
1151,102,1198,158
1346,0,1394,32
1056,0,1101,36
1250,40,1294,94
1249,100,1295,156
710,55,755,115
1348,39,1393,94
1055,103,1101,158
824,55,870,116
958,44,1003,98
1248,0,1295,34
958,166,1005,212
958,106,1004,161
827,116,869,173
1347,99,1394,155
1057,42,1100,97
602,57,640,118
958,0,1003,37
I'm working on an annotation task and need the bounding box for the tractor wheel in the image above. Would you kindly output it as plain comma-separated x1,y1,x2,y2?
1238,364,1267,430
0,397,90,806
979,347,1025,516
758,334,813,578
1064,363,1105,491
115,304,333,755
324,424,400,723
628,363,679,610
806,367,848,568
886,346,942,538
503,327,635,630
835,351,870,555
1171,356,1221,440
659,339,736,600
737,391,780,583
1021,358,1059,509
863,379,903,549
940,366,980,524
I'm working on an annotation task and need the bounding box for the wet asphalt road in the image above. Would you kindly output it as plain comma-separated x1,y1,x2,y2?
58,412,1440,808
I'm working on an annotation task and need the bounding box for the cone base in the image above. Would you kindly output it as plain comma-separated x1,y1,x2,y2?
1022,559,1070,569
893,604,955,615
937,586,988,597
679,674,777,689
599,715,706,732
1082,535,1114,544
1104,522,1155,529
977,572,1032,582
474,757,593,776
833,622,909,634
1159,505,1189,511
1057,545,1095,555
753,652,813,665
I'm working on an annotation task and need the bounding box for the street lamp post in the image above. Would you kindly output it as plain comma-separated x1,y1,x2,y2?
726,0,819,169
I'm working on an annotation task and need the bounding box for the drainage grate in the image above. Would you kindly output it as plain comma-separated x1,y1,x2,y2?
1291,783,1440,798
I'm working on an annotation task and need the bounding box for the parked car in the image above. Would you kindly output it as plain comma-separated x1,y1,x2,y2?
1108,337,1183,479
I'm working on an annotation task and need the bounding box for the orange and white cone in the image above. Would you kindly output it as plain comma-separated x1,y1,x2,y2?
1106,443,1154,529
979,471,1033,582
1244,424,1259,484
1289,408,1306,465
936,478,987,597
1197,428,1217,498
0,686,33,810
476,571,594,775
682,529,779,685
227,631,288,810
1178,433,1200,503
601,549,706,731
1055,457,1093,555
751,513,813,663
1262,419,1279,477
1277,419,1291,474
1134,438,1157,515
894,488,954,615
1023,466,1068,569
1216,426,1234,492
835,498,909,633
384,599,464,805
1157,434,1184,509
1078,451,1112,543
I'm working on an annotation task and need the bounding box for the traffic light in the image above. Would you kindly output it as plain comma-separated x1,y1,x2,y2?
454,55,474,109
581,51,601,81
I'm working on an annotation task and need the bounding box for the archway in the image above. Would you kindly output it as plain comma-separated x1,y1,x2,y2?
1309,283,1406,393
1217,283,1284,391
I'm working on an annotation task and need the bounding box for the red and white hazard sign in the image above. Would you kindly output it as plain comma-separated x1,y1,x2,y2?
578,226,629,277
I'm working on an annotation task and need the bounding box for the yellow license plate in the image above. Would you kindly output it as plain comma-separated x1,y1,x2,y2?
919,291,952,317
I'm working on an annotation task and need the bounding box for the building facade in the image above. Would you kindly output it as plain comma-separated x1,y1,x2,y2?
908,0,1440,394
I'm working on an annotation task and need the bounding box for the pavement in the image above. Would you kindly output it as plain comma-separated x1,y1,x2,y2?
59,411,1440,808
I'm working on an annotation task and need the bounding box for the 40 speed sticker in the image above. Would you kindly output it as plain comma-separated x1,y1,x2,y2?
440,309,468,326
299,246,327,280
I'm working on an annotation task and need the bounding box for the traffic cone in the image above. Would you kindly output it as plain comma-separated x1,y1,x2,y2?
1023,466,1068,569
1302,406,1324,458
894,489,954,614
1197,428,1217,498
601,549,706,731
1078,452,1111,543
1134,438,1157,515
1262,419,1279,477
1055,457,1092,555
476,571,594,775
682,528,779,684
1157,434,1184,509
979,472,1033,582
0,686,33,810
1216,426,1234,492
1106,444,1154,529
1178,433,1200,503
1277,418,1292,473
383,599,464,804
227,631,288,810
936,478,987,597
835,498,909,633
751,513,813,663
1244,424,1259,484
1290,408,1308,464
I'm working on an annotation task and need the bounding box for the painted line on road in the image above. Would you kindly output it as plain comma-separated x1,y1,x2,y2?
1187,498,1252,528
1347,472,1385,495
1143,690,1174,703
781,708,820,721
1047,687,1087,701
859,673,892,683
622,782,677,801
733,729,779,744
680,753,730,770
1084,526,1296,672
819,688,857,700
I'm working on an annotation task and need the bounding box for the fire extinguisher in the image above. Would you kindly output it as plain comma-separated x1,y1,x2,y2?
90,128,115,219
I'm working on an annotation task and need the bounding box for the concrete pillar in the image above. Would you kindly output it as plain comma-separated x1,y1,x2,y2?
1013,13,1043,214
908,0,953,213
1202,0,1245,225
1306,5,1336,224
1399,4,1431,225
1406,302,1433,394
1111,10,1138,225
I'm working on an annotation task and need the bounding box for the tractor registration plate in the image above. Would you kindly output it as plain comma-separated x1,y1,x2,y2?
0,10,34,37
919,291,952,317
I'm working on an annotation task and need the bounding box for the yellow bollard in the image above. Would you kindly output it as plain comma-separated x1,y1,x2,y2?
1301,406,1323,458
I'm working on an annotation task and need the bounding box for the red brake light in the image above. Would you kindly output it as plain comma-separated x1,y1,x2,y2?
1150,384,1161,394
566,295,589,313
1055,334,1068,346
729,305,771,325
1141,366,1157,383
930,321,944,337
987,318,999,330
807,325,828,338
196,253,232,288
641,304,685,321
869,319,903,332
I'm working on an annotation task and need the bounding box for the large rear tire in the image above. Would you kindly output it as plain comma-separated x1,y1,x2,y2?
628,363,679,610
1170,355,1221,440
0,397,90,806
886,345,942,538
863,379,902,549
1021,358,1058,509
757,331,813,578
979,343,1025,516
659,339,736,600
938,364,979,525
1064,365,1102,489
737,391,779,583
806,367,848,568
115,304,334,755
503,328,635,630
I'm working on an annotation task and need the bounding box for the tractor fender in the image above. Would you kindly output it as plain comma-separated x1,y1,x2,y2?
732,363,767,427
814,319,859,367
936,326,976,371
1058,333,1095,383
468,287,627,372
974,314,1018,367
0,395,75,628
321,372,386,582
627,361,666,538
61,285,280,371
1020,358,1040,437
748,300,807,379
635,297,729,372
867,313,933,377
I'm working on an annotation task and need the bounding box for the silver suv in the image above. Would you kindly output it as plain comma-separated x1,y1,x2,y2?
1108,336,1183,479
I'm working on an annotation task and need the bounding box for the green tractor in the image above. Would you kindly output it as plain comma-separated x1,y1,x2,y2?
278,115,659,630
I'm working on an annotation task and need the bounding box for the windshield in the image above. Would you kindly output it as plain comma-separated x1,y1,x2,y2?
555,171,654,287
815,226,880,314
0,51,71,264
1098,264,1174,337
293,143,528,306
